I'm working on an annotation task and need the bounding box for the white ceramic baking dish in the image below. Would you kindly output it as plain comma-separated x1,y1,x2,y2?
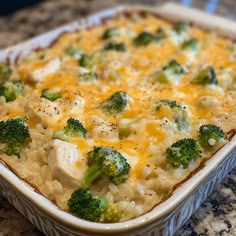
0,3,236,236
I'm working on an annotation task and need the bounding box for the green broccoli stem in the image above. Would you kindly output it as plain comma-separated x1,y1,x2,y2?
4,142,22,157
53,130,68,141
82,163,103,187
98,196,109,212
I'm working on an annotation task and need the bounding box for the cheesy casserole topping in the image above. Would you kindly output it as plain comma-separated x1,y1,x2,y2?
0,12,235,222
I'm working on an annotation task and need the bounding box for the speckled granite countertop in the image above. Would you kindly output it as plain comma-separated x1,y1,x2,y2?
0,0,235,235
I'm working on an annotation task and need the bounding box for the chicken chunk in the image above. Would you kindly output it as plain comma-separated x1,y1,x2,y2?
90,116,119,140
25,95,84,127
61,96,85,115
25,96,63,127
45,139,87,187
28,58,61,83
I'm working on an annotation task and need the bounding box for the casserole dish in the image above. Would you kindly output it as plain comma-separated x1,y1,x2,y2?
0,2,236,235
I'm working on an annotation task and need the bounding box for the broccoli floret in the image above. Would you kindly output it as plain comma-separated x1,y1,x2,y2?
133,32,160,46
118,122,131,140
80,55,91,69
66,45,82,58
0,80,23,102
100,91,129,114
0,64,12,82
198,124,226,147
174,109,189,131
173,22,189,35
82,146,130,187
68,188,121,223
155,99,189,131
107,71,121,81
104,42,126,52
191,66,218,85
79,51,106,71
0,118,30,157
53,118,87,141
151,60,184,83
156,27,167,39
41,89,61,101
164,60,184,75
101,27,123,39
155,99,181,111
166,138,201,168
181,38,199,51
78,72,98,83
